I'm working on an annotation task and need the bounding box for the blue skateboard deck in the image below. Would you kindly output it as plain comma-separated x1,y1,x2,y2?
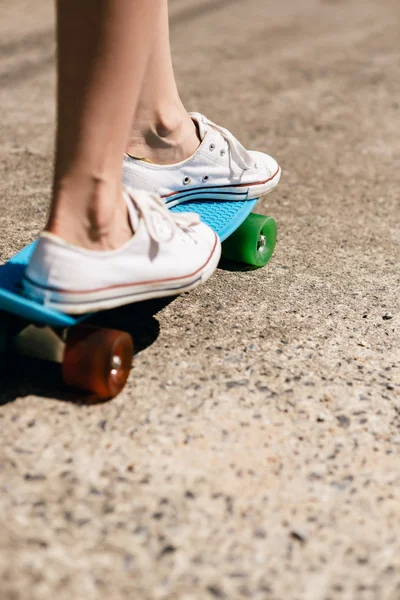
171,198,257,242
0,242,82,327
0,199,259,327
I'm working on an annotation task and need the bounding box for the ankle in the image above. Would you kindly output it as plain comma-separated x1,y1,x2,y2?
47,178,133,250
127,106,200,164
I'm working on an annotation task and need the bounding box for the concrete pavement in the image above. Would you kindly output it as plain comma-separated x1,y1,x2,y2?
0,0,399,598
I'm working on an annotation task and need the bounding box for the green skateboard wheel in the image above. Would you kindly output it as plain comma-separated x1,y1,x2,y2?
221,213,277,267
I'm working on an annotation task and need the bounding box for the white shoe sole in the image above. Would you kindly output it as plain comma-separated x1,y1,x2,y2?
164,166,281,208
23,235,221,315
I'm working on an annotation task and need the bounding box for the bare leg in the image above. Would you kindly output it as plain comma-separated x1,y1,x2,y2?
48,0,159,250
126,0,200,165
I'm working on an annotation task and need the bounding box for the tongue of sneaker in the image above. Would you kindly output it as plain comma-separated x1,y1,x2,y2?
123,190,140,232
189,112,208,141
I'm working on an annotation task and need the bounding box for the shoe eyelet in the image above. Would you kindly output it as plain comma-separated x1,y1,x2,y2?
209,143,215,152
254,163,259,169
220,149,226,156
203,175,209,182
183,176,191,185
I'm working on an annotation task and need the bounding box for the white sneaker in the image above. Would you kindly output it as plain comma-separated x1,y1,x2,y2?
123,112,281,208
22,188,221,314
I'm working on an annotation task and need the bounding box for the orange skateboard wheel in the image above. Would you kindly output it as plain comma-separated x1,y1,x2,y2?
62,324,133,399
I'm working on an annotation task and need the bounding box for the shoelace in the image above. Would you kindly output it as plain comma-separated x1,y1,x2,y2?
200,115,256,171
125,189,201,243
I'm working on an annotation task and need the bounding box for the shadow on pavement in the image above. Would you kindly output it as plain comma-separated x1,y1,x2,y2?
218,258,260,272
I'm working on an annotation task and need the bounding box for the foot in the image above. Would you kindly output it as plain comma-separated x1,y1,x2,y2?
123,113,281,208
23,188,221,314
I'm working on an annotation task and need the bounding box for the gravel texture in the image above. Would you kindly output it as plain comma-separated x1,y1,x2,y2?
0,0,399,599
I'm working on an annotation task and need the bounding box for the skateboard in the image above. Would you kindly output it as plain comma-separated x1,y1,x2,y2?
0,199,276,400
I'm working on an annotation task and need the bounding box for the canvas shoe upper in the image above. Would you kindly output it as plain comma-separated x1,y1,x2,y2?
123,112,281,208
22,188,221,314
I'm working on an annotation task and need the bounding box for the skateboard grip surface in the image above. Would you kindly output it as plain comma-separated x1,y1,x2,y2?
171,199,258,242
